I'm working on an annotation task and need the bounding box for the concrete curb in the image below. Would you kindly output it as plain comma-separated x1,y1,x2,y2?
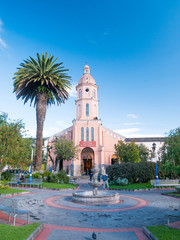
26,223,44,240
161,192,180,198
109,187,176,191
0,191,30,197
143,226,158,240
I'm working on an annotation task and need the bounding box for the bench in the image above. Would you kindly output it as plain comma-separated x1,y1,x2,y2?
150,179,180,187
20,179,43,188
7,177,19,186
8,178,43,188
0,198,29,225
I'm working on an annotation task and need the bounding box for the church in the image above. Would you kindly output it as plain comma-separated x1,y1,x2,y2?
47,65,164,176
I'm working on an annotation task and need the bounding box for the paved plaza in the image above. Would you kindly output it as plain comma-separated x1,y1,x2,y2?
0,183,179,239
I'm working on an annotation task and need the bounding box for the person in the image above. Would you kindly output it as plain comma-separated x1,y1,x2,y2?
17,174,24,184
90,171,93,181
97,173,101,182
102,173,109,189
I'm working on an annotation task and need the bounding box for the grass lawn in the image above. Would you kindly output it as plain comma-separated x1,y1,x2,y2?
147,225,180,240
42,182,78,189
0,188,28,195
0,223,40,240
165,192,180,197
0,180,27,195
109,182,152,190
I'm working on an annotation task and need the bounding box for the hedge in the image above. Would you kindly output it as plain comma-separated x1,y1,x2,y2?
106,162,178,183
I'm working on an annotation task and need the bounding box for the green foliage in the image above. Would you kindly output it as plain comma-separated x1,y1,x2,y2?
160,127,180,178
13,53,72,171
0,184,10,190
54,137,78,170
115,140,141,163
107,162,156,183
42,182,77,189
109,182,152,190
0,223,40,240
0,113,31,175
137,144,149,162
1,171,12,180
25,172,42,179
42,170,51,179
46,170,69,184
147,225,180,240
13,53,72,107
107,161,178,183
115,178,129,186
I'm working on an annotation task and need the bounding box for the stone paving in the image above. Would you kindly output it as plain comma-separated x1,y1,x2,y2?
0,182,179,239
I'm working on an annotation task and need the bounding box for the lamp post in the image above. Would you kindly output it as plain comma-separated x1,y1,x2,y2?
29,143,35,183
152,143,159,184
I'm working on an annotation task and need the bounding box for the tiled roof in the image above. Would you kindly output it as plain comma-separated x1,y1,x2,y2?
125,137,165,142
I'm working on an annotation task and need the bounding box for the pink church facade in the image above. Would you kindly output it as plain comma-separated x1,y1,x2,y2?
47,65,125,176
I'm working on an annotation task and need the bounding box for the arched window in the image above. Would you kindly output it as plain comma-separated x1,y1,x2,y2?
92,89,96,98
86,127,89,141
86,103,89,117
79,89,82,98
91,127,94,141
81,127,84,141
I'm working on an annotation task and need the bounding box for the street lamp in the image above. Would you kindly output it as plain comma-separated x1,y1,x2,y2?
152,143,159,184
29,143,36,183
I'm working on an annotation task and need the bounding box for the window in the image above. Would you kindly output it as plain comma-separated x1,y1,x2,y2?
86,127,89,141
79,89,82,98
85,88,89,92
81,127,84,141
92,89,96,98
86,103,89,116
91,127,94,141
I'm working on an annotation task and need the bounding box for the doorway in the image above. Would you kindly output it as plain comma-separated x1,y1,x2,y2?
81,147,94,175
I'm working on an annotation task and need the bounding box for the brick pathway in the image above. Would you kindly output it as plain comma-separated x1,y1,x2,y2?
0,183,179,239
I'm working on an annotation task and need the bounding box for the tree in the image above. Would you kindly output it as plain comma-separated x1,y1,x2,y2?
13,53,71,170
0,113,31,179
54,138,78,171
137,144,149,162
160,127,180,177
114,140,141,163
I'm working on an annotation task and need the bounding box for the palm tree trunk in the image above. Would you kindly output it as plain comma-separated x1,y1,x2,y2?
35,93,47,171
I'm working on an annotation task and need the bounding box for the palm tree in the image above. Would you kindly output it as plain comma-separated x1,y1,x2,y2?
13,53,71,170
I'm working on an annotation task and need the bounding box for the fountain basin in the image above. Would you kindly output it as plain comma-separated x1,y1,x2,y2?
72,191,120,205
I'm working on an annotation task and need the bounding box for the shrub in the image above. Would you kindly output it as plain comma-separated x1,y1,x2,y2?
116,178,129,186
1,172,12,180
47,170,69,184
0,184,10,190
57,170,69,184
107,162,156,183
106,161,178,183
25,172,42,179
42,171,51,181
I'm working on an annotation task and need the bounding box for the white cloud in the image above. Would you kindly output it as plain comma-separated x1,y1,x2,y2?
0,38,7,48
68,84,77,97
123,122,141,126
0,19,7,50
114,127,164,138
127,113,138,119
114,128,141,136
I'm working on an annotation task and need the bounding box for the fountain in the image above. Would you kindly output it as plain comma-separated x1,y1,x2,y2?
72,164,120,205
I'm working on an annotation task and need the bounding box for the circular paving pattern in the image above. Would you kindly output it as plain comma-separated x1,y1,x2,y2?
44,194,149,212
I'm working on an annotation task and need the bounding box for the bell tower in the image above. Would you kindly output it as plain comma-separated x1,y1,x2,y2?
76,65,99,120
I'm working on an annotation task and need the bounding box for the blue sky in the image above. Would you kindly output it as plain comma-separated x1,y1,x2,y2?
0,0,180,138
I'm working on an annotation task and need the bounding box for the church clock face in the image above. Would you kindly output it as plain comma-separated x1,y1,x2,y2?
85,88,89,92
